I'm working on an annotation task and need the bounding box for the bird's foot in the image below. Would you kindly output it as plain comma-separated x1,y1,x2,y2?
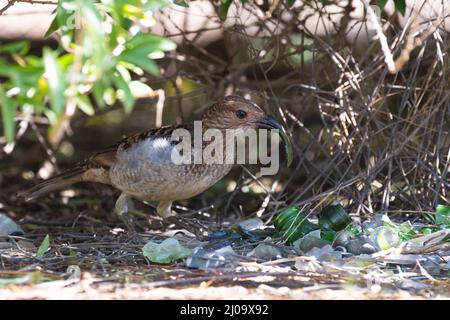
155,201,206,237
165,214,206,238
127,231,145,244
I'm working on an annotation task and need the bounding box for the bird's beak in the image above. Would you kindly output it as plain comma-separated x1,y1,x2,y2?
255,115,293,167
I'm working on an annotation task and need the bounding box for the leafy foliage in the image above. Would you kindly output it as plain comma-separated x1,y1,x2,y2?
36,234,50,260
0,0,176,145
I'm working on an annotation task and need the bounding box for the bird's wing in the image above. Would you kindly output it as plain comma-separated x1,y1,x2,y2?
21,125,188,201
86,124,188,169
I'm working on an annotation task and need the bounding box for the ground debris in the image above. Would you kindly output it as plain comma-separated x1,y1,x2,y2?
0,205,449,299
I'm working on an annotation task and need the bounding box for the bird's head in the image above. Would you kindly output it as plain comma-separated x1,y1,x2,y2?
202,95,293,166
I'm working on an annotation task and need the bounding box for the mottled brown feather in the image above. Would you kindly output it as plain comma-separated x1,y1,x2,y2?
83,124,188,171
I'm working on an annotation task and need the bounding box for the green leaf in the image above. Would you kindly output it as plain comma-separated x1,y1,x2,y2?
141,0,172,12
103,87,116,106
112,73,134,113
125,33,176,52
377,0,388,10
435,205,450,226
122,3,144,18
219,0,232,21
116,64,131,82
394,0,406,15
54,2,73,36
75,94,95,116
44,15,60,38
57,53,74,69
286,0,295,8
0,86,16,142
119,34,173,75
174,0,189,7
91,81,106,108
43,48,66,114
120,48,160,75
129,80,153,98
36,234,50,260
0,40,30,55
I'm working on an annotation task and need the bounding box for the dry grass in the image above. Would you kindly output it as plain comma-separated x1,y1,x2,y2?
153,0,450,221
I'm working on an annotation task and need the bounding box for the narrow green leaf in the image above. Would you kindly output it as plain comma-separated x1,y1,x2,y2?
129,80,153,98
116,64,132,82
174,0,189,7
122,4,144,18
125,33,176,52
377,0,388,10
43,48,66,115
0,40,30,55
286,0,295,8
57,53,74,69
55,3,72,35
0,86,16,142
120,48,160,75
394,0,406,15
91,81,106,108
75,95,95,116
44,15,60,38
219,0,232,21
36,234,50,260
119,34,175,76
142,0,172,12
112,73,134,113
103,87,117,106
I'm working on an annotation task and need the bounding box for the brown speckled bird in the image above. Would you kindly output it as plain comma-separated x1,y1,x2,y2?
22,95,292,232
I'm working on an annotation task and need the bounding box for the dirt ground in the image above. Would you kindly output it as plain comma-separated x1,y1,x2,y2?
1,187,449,300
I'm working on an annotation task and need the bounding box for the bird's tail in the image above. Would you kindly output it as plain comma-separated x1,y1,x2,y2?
20,166,87,201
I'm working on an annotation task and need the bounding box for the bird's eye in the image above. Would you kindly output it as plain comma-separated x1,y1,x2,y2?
235,110,247,119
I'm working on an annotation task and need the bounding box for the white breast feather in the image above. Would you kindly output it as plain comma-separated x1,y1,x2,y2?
116,137,178,165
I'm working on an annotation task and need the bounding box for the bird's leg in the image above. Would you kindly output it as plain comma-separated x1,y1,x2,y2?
156,200,175,219
115,193,143,243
